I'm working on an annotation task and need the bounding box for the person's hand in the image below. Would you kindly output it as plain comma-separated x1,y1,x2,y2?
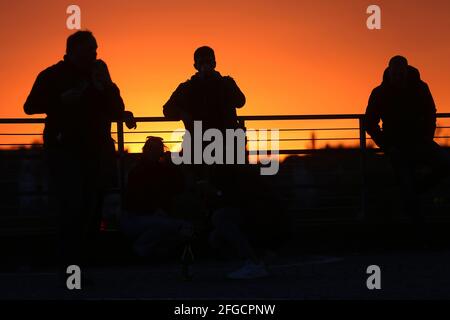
60,88,83,105
124,111,137,129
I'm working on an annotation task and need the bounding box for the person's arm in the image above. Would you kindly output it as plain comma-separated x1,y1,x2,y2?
364,88,386,149
223,76,246,109
92,60,126,120
123,110,137,129
24,70,56,115
163,83,187,120
421,82,437,142
100,83,126,120
163,83,193,130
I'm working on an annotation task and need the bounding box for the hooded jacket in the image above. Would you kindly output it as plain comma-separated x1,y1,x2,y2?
364,65,436,150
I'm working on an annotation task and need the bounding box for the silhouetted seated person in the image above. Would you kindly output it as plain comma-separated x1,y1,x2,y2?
365,55,449,225
120,137,193,258
162,45,246,170
23,30,136,282
204,165,288,279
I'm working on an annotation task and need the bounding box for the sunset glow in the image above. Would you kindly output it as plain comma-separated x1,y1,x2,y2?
1,0,450,152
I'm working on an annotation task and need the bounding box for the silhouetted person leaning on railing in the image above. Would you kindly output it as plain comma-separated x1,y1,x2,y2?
23,30,136,287
365,55,450,233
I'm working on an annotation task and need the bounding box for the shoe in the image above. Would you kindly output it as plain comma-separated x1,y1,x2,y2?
227,260,269,280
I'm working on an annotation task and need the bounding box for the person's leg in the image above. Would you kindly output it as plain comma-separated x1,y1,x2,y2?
83,143,118,254
209,207,269,279
46,148,62,265
128,214,190,257
81,183,104,266
55,151,85,283
209,207,258,262
389,148,428,247
389,148,422,223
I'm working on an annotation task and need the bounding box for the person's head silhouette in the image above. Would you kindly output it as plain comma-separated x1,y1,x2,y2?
142,136,166,163
388,55,409,88
194,46,216,77
66,30,97,70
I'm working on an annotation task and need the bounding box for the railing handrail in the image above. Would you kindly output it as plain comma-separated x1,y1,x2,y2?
3,113,450,124
3,112,450,221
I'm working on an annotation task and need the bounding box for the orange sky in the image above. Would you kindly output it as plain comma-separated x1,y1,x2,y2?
1,0,450,152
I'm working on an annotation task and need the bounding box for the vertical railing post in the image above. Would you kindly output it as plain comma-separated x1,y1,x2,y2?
239,117,248,164
358,116,367,220
117,120,126,213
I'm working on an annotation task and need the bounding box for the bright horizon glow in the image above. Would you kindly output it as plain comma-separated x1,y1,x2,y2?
1,0,450,152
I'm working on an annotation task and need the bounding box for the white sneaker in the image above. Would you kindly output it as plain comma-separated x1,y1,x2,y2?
227,261,269,280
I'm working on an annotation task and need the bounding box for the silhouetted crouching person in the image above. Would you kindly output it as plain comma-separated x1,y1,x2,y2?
365,55,449,228
23,30,136,284
120,137,193,258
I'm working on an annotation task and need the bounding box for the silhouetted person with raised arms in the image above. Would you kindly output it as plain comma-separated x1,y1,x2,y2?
23,30,136,286
365,55,449,230
163,46,245,131
162,47,272,279
163,46,246,168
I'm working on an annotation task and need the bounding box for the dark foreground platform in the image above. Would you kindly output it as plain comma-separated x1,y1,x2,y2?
1,249,450,300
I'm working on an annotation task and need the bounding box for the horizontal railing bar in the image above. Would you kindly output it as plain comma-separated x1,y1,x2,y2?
240,114,364,120
1,129,449,137
117,141,181,144
247,138,361,142
118,137,365,144
2,113,450,124
112,130,179,134
0,119,46,124
112,128,361,134
0,144,43,146
0,148,385,155
6,136,450,145
0,133,42,136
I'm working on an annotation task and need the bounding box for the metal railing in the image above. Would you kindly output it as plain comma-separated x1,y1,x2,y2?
2,113,450,221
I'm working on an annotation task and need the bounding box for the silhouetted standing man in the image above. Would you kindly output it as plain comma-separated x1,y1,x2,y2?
163,46,246,167
365,55,448,228
24,31,134,283
162,47,272,279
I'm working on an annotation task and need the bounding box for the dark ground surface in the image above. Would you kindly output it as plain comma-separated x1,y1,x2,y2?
2,220,450,300
2,250,450,300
